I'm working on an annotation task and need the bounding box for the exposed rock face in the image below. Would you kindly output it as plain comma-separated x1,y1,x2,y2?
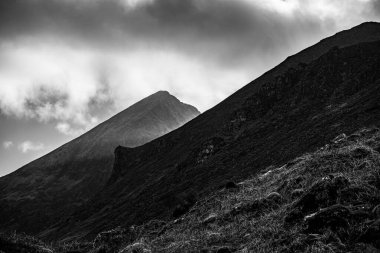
45,22,380,240
0,91,200,236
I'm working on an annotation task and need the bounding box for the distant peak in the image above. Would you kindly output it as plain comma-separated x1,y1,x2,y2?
155,90,170,95
145,90,175,101
115,90,200,118
151,90,171,97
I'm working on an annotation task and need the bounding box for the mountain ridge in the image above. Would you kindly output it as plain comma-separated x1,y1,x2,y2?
47,22,380,240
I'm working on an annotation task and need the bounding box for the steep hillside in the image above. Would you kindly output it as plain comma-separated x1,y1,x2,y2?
3,127,379,253
135,127,379,252
50,22,380,240
0,91,200,235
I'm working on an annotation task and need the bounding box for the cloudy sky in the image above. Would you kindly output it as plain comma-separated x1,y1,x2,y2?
0,0,380,176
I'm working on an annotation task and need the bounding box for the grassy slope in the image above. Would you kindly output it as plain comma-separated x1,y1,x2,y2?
0,232,54,253
3,127,379,253
133,127,380,253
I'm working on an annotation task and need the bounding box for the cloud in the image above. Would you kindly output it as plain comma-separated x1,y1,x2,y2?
56,119,98,136
3,141,13,149
0,0,375,63
18,141,45,153
0,0,329,66
372,0,380,14
0,62,113,135
0,0,379,138
56,122,78,136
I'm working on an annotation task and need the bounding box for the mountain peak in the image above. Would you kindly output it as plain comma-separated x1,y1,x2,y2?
0,89,200,235
146,90,175,102
152,90,171,96
136,90,173,103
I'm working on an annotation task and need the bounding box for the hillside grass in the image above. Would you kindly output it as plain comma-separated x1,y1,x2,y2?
2,127,380,253
0,232,54,253
130,127,380,252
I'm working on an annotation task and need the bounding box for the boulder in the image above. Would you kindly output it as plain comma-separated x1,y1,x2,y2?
202,213,218,225
347,133,361,142
285,174,350,223
266,192,284,204
304,204,351,233
332,133,347,144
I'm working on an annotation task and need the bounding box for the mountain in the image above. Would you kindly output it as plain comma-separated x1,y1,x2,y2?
0,91,200,235
31,126,378,252
47,22,380,240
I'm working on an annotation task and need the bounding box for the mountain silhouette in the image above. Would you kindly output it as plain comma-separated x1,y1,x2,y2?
0,91,200,235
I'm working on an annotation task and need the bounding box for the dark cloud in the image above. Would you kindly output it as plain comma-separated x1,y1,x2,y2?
0,0,327,68
24,86,68,115
373,0,380,14
88,76,115,119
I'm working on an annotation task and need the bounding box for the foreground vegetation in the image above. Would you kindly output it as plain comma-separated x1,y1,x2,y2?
2,127,380,253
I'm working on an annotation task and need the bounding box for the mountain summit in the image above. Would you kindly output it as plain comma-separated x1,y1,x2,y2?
0,91,200,234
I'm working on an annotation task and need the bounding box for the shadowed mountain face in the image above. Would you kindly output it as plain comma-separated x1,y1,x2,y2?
48,22,380,240
0,91,200,235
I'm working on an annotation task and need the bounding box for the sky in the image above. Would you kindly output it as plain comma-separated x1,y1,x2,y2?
1,0,380,176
